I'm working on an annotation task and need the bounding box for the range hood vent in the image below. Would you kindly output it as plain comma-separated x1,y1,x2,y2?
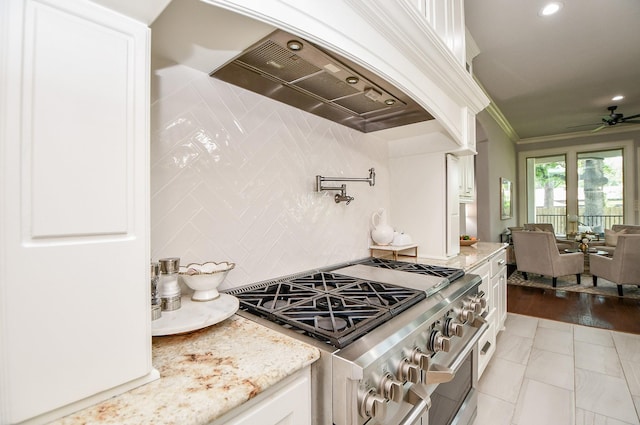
210,30,434,133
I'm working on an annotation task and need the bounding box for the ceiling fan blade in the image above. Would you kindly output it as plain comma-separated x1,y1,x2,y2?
621,119,640,124
621,113,640,121
590,125,606,133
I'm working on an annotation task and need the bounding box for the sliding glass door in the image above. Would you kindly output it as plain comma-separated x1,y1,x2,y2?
525,155,567,234
523,147,626,237
577,149,624,234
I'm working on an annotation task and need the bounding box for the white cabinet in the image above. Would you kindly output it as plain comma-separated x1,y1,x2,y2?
471,260,494,377
0,0,153,423
212,367,312,425
389,153,459,259
469,248,507,378
491,250,508,331
457,154,475,203
405,0,466,66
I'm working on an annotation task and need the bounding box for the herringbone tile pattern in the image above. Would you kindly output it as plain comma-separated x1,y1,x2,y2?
150,64,391,289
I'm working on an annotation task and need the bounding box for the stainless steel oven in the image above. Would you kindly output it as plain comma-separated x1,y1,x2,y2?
226,258,486,425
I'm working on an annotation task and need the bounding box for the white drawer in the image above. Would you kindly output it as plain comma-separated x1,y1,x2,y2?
490,250,507,277
477,311,496,378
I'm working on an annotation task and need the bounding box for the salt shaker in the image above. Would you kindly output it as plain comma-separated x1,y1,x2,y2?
158,257,181,311
150,262,161,320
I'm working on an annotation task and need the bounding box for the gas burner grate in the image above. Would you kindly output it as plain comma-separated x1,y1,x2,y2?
272,294,392,347
226,271,425,348
356,257,465,282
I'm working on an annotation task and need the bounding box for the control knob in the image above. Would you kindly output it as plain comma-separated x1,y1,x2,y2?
379,372,403,403
409,347,430,371
443,317,464,338
463,298,483,314
397,358,421,383
427,330,451,353
472,291,488,309
454,304,475,324
359,388,388,420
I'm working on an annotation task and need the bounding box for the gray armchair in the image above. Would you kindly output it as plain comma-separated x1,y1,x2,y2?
590,234,640,296
512,231,584,287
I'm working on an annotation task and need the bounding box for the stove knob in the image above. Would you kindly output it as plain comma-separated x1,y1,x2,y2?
410,347,430,371
397,358,420,383
379,372,403,403
464,299,483,314
455,306,475,323
443,317,464,338
359,388,388,420
428,330,451,353
473,293,487,309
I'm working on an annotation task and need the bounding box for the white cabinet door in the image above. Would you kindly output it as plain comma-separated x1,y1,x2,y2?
490,250,508,332
0,0,151,423
390,153,459,259
213,367,312,425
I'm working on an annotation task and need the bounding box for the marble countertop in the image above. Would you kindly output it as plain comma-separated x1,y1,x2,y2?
395,241,508,271
52,315,320,425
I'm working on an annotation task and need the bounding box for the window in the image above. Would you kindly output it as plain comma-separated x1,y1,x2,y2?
518,140,633,238
577,149,624,233
525,155,567,233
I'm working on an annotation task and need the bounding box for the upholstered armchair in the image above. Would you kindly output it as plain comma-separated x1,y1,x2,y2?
592,224,640,255
512,231,584,287
590,234,640,296
523,223,574,251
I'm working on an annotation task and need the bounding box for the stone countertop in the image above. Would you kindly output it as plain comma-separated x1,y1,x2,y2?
52,315,320,425
395,241,507,272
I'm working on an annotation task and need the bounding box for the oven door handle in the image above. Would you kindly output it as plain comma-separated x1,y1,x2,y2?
398,384,431,425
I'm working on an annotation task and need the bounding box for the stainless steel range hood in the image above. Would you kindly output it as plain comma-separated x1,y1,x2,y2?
210,29,434,133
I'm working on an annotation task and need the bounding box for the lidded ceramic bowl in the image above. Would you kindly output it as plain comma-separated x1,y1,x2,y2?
179,261,235,301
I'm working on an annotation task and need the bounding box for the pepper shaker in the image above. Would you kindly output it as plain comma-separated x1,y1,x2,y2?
158,257,181,311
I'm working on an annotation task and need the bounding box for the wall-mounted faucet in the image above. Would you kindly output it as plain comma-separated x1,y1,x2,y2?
315,168,375,204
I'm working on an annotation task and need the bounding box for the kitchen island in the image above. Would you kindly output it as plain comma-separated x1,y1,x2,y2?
52,315,320,425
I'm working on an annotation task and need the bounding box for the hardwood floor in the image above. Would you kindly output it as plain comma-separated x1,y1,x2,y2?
507,284,640,334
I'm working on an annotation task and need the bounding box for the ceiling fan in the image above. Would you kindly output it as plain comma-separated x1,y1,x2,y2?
586,106,640,133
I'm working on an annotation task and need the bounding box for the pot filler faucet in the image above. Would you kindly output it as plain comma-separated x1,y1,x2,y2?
315,168,375,205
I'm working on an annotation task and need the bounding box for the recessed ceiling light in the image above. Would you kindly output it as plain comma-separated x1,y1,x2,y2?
345,76,359,84
287,40,303,51
539,2,563,16
612,95,624,101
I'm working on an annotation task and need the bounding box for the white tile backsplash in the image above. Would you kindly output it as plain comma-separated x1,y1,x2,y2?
150,64,391,289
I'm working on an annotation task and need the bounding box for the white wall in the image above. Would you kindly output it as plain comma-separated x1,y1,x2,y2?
149,62,391,289
475,110,517,242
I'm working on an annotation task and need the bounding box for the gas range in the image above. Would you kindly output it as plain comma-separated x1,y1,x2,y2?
225,258,486,425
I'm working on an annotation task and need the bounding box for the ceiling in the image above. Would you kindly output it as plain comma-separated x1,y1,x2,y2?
464,0,640,141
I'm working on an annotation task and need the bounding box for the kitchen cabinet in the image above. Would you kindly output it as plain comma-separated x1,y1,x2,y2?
457,154,475,203
468,260,494,377
0,0,153,423
212,366,312,425
468,247,507,378
389,153,459,259
491,249,508,331
408,0,466,66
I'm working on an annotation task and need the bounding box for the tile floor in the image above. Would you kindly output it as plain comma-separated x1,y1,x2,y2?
473,313,640,425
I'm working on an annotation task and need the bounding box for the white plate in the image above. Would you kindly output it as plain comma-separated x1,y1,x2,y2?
151,293,239,336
